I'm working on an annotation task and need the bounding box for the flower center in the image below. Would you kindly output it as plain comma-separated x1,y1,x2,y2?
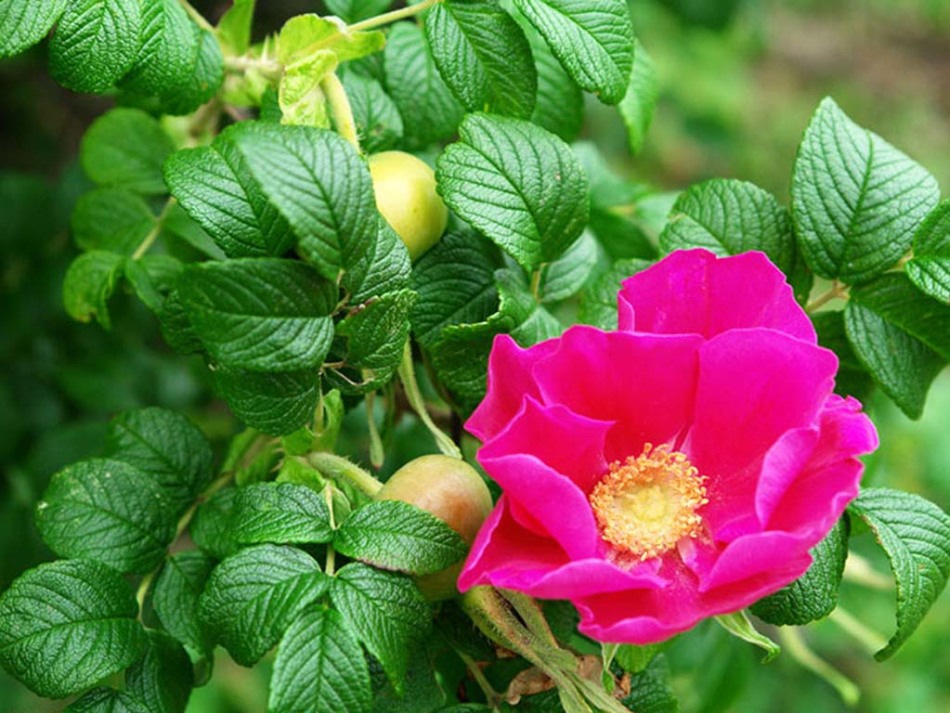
589,444,708,561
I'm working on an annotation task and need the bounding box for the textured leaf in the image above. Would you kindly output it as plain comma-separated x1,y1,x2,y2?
427,0,536,118
906,200,950,304
66,689,151,712
347,219,412,305
437,113,589,271
36,458,176,573
578,258,652,330
80,108,174,195
0,559,147,698
124,631,193,713
269,608,372,713
72,188,155,255
277,51,336,129
791,97,939,284
324,0,392,23
62,250,125,329
335,500,468,575
214,367,321,436
119,0,198,100
341,71,404,154
179,258,336,372
513,0,634,104
231,482,334,545
335,288,416,376
190,488,240,559
152,550,215,655
812,311,874,402
620,655,679,713
0,0,67,58
618,38,658,155
849,488,950,660
48,0,142,93
331,563,431,694
525,23,583,142
540,230,599,303
159,28,224,116
199,544,328,666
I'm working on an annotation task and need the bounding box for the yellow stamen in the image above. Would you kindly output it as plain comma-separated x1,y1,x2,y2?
589,444,708,561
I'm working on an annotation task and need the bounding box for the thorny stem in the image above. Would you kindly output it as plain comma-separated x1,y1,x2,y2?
348,0,444,32
500,590,560,649
132,198,177,261
805,280,849,313
307,451,384,496
322,72,361,152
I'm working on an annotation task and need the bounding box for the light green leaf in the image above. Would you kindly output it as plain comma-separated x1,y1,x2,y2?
715,610,780,663
0,559,147,698
906,200,950,304
80,108,175,195
216,0,255,54
71,188,155,255
540,230,599,303
231,482,334,545
152,550,215,656
278,14,385,65
791,97,939,284
278,51,337,128
214,367,321,436
62,251,125,329
119,0,198,100
436,113,589,271
618,38,658,154
0,0,67,59
324,0,392,23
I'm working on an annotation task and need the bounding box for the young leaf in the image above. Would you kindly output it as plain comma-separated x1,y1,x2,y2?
119,0,199,101
72,188,156,255
906,200,950,304
340,71,404,154
269,608,372,713
178,258,337,372
331,563,431,694
213,367,321,436
36,458,176,574
199,544,329,666
124,630,193,713
525,23,583,143
618,38,658,155
216,0,255,54
791,97,939,284
751,517,850,626
426,0,537,118
278,51,336,128
152,550,215,655
48,0,142,93
714,610,780,662
324,0,392,23
335,500,468,575
80,108,175,195
0,559,147,698
848,488,950,660
62,251,126,329
0,0,67,59
437,113,590,272
277,13,385,65
190,488,240,559
106,407,214,514
230,482,334,545
513,0,635,105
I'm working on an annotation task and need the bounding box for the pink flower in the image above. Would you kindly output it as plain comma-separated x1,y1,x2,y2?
458,249,878,644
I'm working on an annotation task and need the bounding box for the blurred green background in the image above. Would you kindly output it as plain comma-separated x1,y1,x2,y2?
1,0,948,711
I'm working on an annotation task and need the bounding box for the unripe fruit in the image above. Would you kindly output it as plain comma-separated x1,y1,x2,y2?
376,454,493,600
368,151,448,261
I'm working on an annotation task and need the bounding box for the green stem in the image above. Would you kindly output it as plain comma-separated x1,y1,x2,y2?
223,55,284,80
455,649,503,710
778,627,860,706
178,0,215,33
499,589,559,649
132,197,177,260
321,72,361,152
307,451,383,496
828,607,888,656
135,569,157,613
365,391,385,469
805,280,849,313
398,342,462,459
530,267,543,301
348,0,444,32
325,544,336,576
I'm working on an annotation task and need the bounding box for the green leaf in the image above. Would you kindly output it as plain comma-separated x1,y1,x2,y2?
66,689,151,712
331,563,431,694
216,0,255,54
335,500,468,575
513,0,634,105
63,250,126,329
341,71,403,154
0,0,67,59
812,311,874,402
178,258,337,372
36,458,176,573
525,23,583,143
152,550,215,655
230,122,378,280
125,631,193,713
0,559,147,698
437,113,590,272
334,288,417,380
791,97,939,284
278,51,337,129
751,517,850,626
190,487,240,559
214,367,321,436
383,22,465,149
199,544,329,666
714,610,780,663
106,407,214,514
119,0,199,102
578,258,652,330
164,128,296,258
277,13,385,65
270,608,372,713
324,0,392,23
124,254,183,312
619,655,679,713
230,482,334,545
81,108,175,195
844,273,950,417
48,0,142,93
540,230,599,303
72,188,155,255
848,487,950,660
427,0,536,118
159,28,224,116
348,219,413,305
618,38,658,155
906,200,950,304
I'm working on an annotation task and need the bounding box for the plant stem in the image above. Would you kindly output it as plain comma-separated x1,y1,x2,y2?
499,590,559,649
178,0,215,33
325,544,336,576
842,552,894,590
307,451,383,496
778,627,859,706
348,0,444,32
805,280,849,313
530,268,543,301
828,607,888,656
135,569,157,613
455,649,502,710
223,55,284,80
365,390,385,468
321,72,361,152
132,198,177,260
398,342,463,459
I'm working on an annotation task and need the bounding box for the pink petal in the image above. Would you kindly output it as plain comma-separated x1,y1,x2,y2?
699,531,813,593
618,249,815,343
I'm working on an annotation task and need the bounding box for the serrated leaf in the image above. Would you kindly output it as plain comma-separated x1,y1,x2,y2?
119,0,199,101
347,219,412,305
340,71,404,154
159,27,224,116
278,51,336,128
66,689,151,712
331,563,431,694
63,250,126,329
152,550,215,655
324,0,392,23
848,488,950,660
229,122,378,280
620,655,679,713
383,22,465,149
618,38,658,154
906,200,950,304
513,0,634,105
190,487,240,559
106,407,214,514
214,367,321,436
81,108,174,195
525,23,583,142
0,0,67,59
72,187,155,255
179,258,337,372
812,311,874,402
540,230,598,303
269,608,372,713
199,544,328,666
427,0,536,118
437,113,589,272
751,517,849,626
335,288,416,376
335,500,467,575
216,0,255,54
791,97,939,284
125,631,193,713
0,559,147,698
231,482,334,545
36,458,176,573
48,0,142,93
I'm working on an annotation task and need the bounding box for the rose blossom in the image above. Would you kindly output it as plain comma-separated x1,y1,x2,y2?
458,249,878,644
